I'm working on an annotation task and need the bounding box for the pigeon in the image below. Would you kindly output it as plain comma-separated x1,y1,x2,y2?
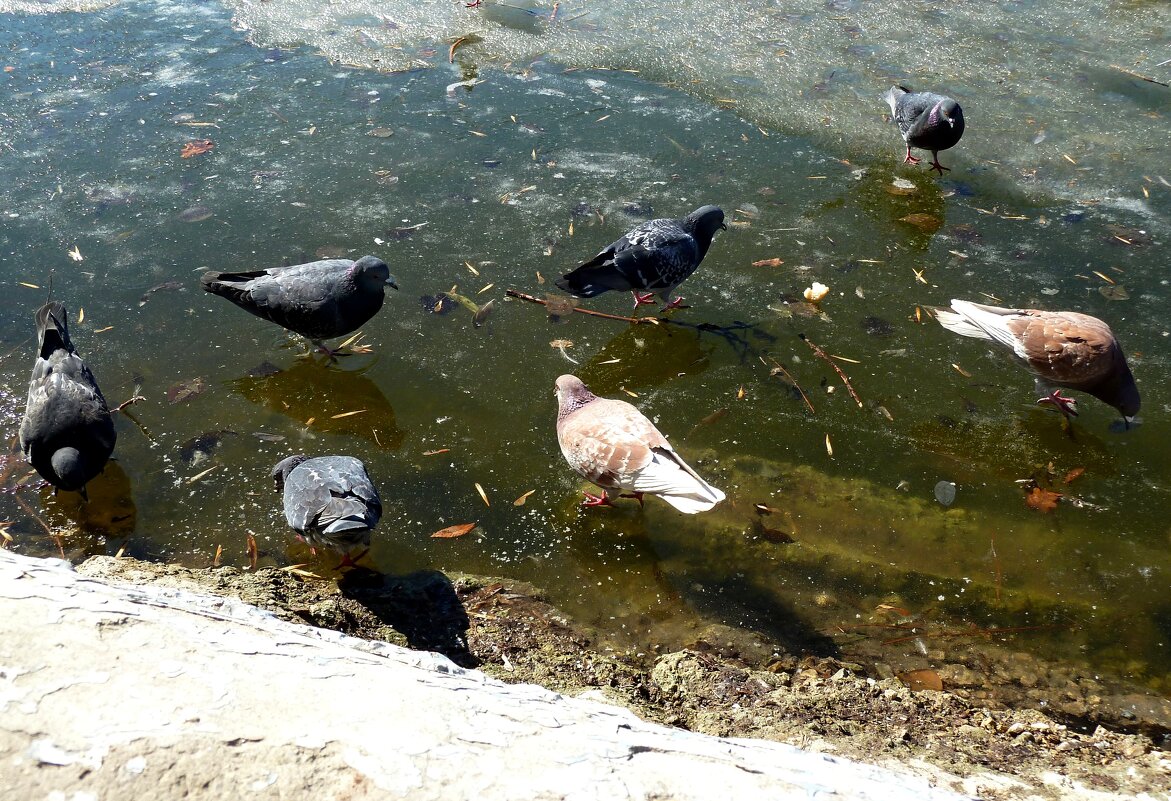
201,256,398,355
271,454,382,565
19,301,116,500
933,299,1140,425
884,85,965,175
554,374,726,513
556,205,726,310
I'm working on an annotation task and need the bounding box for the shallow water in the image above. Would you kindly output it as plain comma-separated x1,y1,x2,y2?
0,0,1169,702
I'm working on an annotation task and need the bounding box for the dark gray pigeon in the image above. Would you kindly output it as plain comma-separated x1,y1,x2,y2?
271,454,382,565
556,205,726,310
884,85,965,175
201,256,398,355
19,301,116,499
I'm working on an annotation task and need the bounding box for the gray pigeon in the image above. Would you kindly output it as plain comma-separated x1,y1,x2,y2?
556,205,726,310
201,256,398,354
19,301,116,499
884,85,965,175
934,299,1140,425
554,374,725,513
271,454,382,565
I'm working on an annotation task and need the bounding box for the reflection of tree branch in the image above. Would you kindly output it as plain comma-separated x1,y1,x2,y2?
506,288,772,362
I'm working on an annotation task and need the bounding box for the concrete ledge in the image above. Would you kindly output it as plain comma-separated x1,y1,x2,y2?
0,550,969,799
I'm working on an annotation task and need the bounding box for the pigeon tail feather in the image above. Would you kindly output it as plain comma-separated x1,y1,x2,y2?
932,305,996,341
35,301,72,357
633,450,726,514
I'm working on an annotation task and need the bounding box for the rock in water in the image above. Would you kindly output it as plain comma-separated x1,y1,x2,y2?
933,299,1140,425
271,455,382,564
19,301,116,499
556,205,726,310
884,85,965,175
554,374,725,513
200,256,398,353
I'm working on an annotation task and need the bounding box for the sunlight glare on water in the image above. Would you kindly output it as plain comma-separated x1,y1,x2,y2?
0,0,1169,712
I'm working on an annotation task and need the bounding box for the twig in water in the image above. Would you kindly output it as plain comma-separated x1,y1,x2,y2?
506,289,659,325
762,356,815,414
1109,64,1169,87
14,493,63,558
799,333,863,408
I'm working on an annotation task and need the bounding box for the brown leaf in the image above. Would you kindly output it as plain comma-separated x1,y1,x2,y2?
431,522,477,539
166,376,207,404
1025,486,1061,513
513,490,536,506
180,139,214,159
1062,467,1085,485
898,213,942,233
246,531,258,571
760,525,794,544
751,257,785,267
898,669,943,692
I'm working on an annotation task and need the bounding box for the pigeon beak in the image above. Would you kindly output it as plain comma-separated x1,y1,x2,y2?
385,277,400,291
719,222,728,231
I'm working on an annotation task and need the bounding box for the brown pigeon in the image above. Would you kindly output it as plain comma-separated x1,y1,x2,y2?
554,374,725,512
933,299,1139,424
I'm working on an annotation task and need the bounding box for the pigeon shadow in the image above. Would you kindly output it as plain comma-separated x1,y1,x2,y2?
576,322,713,396
231,360,405,451
338,567,477,668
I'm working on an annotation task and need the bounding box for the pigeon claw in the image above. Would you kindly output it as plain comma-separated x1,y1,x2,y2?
631,291,658,309
619,491,645,507
581,490,614,508
660,297,689,312
1036,389,1079,420
902,147,921,166
927,154,950,175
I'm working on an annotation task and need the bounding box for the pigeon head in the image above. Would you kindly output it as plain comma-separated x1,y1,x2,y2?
50,446,94,495
555,374,598,421
932,99,962,129
271,454,311,491
683,205,726,256
1095,356,1141,420
352,256,399,291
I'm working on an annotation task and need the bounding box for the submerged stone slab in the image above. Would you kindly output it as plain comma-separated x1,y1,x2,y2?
0,550,970,800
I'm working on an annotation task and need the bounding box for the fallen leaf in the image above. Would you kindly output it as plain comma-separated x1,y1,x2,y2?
475,482,490,506
67,245,83,262
180,139,214,159
330,409,367,419
431,522,478,539
1062,467,1085,485
898,669,943,692
1025,486,1061,513
753,503,780,515
246,531,258,571
422,448,450,456
138,280,184,306
1099,285,1129,301
513,490,536,506
952,363,972,378
736,385,746,400
18,281,39,289
166,376,207,404
899,213,942,233
77,307,85,324
752,258,785,267
213,544,222,567
825,434,833,457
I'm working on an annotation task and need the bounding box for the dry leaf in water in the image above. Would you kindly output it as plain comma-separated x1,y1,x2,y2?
1025,486,1061,513
431,522,477,539
752,257,785,267
1062,467,1085,484
513,490,536,506
166,376,207,404
180,139,214,158
898,669,943,692
899,213,942,233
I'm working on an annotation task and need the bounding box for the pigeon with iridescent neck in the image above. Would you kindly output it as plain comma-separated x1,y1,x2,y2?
884,85,965,175
933,299,1139,427
556,205,726,310
554,374,725,512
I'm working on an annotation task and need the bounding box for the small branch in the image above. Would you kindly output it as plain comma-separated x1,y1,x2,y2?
14,493,64,558
506,289,660,325
1109,64,1169,87
762,355,815,415
112,395,145,414
799,333,863,408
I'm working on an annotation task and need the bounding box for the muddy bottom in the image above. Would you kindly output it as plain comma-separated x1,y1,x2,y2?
76,556,1169,799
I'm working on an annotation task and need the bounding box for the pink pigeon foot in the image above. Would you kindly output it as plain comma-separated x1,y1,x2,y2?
581,490,614,508
927,152,950,175
1036,389,1079,421
660,296,689,311
631,291,658,309
338,548,369,568
902,147,921,166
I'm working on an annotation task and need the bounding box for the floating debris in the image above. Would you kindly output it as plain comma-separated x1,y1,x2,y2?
177,205,213,223
138,280,184,306
934,480,957,507
166,376,207,404
431,522,477,539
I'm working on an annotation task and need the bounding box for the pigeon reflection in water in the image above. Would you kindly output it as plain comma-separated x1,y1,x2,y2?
232,361,405,450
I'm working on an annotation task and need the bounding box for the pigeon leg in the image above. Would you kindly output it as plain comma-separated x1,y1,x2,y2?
338,548,369,568
631,291,658,309
581,490,614,508
619,491,645,507
660,296,689,312
902,146,921,166
1036,389,1079,421
927,151,950,175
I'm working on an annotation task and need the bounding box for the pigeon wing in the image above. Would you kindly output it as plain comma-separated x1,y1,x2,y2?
557,218,697,297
